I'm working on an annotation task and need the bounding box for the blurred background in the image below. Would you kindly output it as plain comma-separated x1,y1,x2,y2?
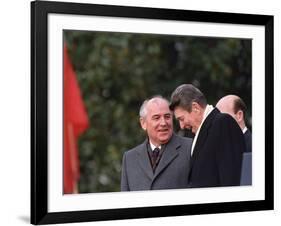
64,30,252,194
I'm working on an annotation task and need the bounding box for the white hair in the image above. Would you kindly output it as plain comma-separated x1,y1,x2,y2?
139,95,169,118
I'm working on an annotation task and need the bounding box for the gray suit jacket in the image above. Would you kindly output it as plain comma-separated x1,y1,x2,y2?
121,134,192,191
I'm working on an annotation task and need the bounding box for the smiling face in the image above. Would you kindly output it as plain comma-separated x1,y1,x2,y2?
140,98,173,146
174,103,204,134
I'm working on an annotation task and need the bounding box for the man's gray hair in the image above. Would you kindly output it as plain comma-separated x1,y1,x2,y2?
170,84,207,112
139,95,169,118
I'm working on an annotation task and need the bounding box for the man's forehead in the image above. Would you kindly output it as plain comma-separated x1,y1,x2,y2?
150,111,172,116
147,104,171,116
147,99,168,110
148,108,172,116
174,108,186,118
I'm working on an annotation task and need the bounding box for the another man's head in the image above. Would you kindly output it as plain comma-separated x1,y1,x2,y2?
216,95,247,130
170,84,207,134
139,96,173,146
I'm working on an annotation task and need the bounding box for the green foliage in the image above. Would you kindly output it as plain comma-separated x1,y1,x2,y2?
64,30,251,193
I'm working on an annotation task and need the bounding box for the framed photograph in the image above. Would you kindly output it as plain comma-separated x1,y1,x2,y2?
31,0,274,224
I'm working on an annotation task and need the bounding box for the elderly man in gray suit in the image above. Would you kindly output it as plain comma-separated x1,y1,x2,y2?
121,96,192,191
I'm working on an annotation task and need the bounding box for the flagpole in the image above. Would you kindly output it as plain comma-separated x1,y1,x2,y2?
67,122,79,194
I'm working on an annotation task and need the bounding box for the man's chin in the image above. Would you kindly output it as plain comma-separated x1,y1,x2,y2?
159,134,172,144
191,128,197,134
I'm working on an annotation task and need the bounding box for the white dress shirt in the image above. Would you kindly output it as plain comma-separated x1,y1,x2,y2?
242,127,248,134
191,105,214,156
149,141,161,151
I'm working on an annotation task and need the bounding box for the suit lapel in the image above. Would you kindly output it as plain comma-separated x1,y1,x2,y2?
153,134,180,178
137,141,154,180
189,108,219,170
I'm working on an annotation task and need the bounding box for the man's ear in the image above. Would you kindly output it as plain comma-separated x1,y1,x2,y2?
191,102,201,113
236,110,244,123
140,117,146,130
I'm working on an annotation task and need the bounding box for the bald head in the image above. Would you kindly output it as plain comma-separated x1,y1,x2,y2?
216,95,247,130
216,95,238,117
139,96,170,118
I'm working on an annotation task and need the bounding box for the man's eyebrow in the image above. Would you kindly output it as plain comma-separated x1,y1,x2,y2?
151,113,171,118
175,115,183,120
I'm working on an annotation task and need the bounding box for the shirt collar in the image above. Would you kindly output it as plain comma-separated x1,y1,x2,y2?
196,105,214,134
242,127,248,134
191,104,214,155
149,141,161,151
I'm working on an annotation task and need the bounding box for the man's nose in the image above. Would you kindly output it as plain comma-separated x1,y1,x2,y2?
160,117,167,125
179,121,185,129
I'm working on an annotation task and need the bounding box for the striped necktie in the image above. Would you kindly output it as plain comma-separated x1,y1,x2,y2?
151,147,160,172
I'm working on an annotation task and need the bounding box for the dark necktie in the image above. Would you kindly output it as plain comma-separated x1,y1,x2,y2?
151,147,160,172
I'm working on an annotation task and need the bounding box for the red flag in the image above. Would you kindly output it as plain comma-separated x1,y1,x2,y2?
63,44,89,194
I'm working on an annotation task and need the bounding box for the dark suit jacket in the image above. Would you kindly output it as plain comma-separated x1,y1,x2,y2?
121,134,192,191
244,129,252,152
240,152,252,185
188,108,245,188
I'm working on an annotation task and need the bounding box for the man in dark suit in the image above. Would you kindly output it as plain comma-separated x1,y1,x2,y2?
170,84,245,188
121,96,192,191
216,95,252,153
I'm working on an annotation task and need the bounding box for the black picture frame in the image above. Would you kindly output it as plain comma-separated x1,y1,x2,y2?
31,0,274,224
